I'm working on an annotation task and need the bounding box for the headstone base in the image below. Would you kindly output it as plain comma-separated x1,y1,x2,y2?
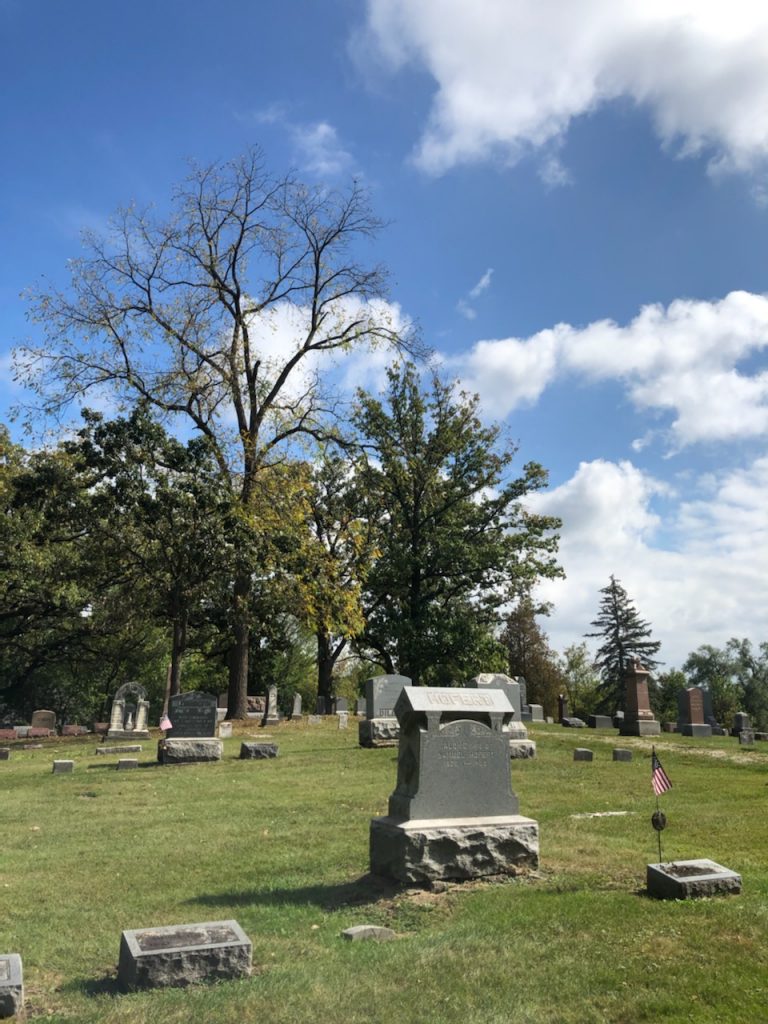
369,814,539,883
587,715,614,729
619,720,661,736
239,742,278,759
646,860,741,900
158,738,223,764
358,718,400,748
107,730,150,741
118,920,251,991
0,954,23,1017
509,740,536,759
680,724,712,737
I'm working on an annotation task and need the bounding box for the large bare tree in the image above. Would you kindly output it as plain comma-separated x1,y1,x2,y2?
17,148,410,717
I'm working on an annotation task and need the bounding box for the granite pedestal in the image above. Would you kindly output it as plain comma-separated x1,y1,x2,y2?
646,860,741,900
118,920,251,990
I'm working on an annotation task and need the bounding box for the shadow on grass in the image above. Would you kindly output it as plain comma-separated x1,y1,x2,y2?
185,873,402,912
60,974,120,999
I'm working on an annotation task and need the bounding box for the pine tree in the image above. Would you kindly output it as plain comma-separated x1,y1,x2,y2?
585,575,661,711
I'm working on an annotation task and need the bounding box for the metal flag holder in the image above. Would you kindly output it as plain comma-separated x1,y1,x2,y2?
651,803,667,862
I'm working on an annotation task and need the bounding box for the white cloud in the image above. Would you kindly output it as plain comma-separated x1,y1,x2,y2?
526,456,768,667
456,298,477,321
454,290,768,448
360,0,768,180
291,121,355,177
469,268,494,299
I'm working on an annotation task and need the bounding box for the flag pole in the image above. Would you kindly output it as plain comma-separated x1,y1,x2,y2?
655,792,663,862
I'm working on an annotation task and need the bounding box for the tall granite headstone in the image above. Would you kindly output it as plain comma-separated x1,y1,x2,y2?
619,660,660,737
557,694,568,724
466,673,535,758
30,710,56,733
291,693,302,720
159,692,222,764
369,687,539,882
677,687,712,737
358,674,412,748
262,685,279,726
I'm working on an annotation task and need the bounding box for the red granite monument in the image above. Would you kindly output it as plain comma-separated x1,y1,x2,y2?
619,659,660,737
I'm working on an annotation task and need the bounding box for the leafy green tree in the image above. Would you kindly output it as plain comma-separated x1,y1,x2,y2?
559,641,602,718
653,668,687,724
502,597,564,716
19,150,410,717
726,638,768,730
354,363,562,685
585,575,661,712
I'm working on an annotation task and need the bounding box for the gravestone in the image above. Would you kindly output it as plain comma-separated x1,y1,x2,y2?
337,711,349,729
738,730,755,746
518,677,528,711
612,748,632,762
677,687,712,737
573,748,593,761
0,954,23,1017
61,724,88,736
159,692,222,764
262,685,279,726
218,721,233,738
107,682,150,740
31,709,56,732
96,744,142,755
557,694,568,723
619,660,660,737
359,674,412,748
240,742,278,759
467,673,534,757
528,704,544,722
335,697,348,713
731,712,751,737
316,696,328,716
355,698,366,716
646,860,741,900
308,715,321,725
52,760,74,774
291,694,302,720
118,920,251,991
117,758,138,770
369,687,539,882
0,749,9,761
587,715,614,729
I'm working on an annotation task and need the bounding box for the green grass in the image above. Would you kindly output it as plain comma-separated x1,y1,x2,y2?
1,722,767,1023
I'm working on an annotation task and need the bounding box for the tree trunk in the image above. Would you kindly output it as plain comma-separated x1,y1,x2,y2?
169,611,187,698
226,572,251,719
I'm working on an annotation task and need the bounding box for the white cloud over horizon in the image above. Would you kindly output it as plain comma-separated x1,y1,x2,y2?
526,456,768,668
453,290,768,449
361,0,768,181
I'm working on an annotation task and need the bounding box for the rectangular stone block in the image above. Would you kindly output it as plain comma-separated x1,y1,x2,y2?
612,748,632,762
218,722,233,738
158,738,223,764
0,954,23,1017
117,759,139,770
52,760,74,774
0,749,9,761
118,920,251,991
739,730,755,746
358,718,400,747
166,692,217,738
587,715,614,729
96,745,143,755
680,723,712,737
529,704,545,721
573,748,593,761
646,860,741,900
365,674,412,720
239,742,278,759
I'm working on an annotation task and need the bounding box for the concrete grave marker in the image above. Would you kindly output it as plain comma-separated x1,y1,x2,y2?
0,954,23,1018
370,687,539,882
240,742,278,759
0,749,9,762
467,673,534,757
612,748,633,762
31,709,56,732
159,692,222,764
262,685,280,726
218,721,233,739
291,694,302,720
52,760,74,774
117,758,139,770
107,682,150,740
573,748,593,761
588,715,614,729
647,860,741,900
118,919,251,990
337,711,349,729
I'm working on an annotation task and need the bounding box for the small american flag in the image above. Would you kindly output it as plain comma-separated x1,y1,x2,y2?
160,715,172,731
651,748,672,796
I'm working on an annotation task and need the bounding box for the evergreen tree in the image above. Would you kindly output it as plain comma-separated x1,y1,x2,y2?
585,575,661,711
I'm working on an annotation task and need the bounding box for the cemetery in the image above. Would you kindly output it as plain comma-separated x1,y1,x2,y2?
1,709,766,1023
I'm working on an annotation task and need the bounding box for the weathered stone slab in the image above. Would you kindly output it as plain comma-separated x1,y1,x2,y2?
646,860,741,900
166,692,217,738
731,712,751,736
573,748,593,761
31,709,56,731
755,732,768,741
528,704,544,721
739,730,755,746
307,715,321,725
335,697,349,713
358,718,400,747
96,744,143,755
341,925,396,942
370,815,539,883
158,738,223,764
291,694,302,720
509,740,536,759
61,724,89,736
239,742,278,760
355,698,366,716
52,760,74,774
117,919,251,991
262,685,279,726
0,749,9,762
612,748,633,762
117,759,139,770
0,730,14,742
562,717,586,728
337,712,349,730
28,727,54,738
218,721,233,739
662,722,677,733
0,954,23,1017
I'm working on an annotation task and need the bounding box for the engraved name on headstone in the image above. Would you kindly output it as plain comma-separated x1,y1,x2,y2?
364,674,412,719
166,692,217,738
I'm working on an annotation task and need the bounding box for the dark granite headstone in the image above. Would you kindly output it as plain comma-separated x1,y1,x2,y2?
677,687,712,737
364,674,412,720
31,709,56,732
573,748,593,761
557,694,568,723
620,661,660,736
587,714,614,729
166,692,217,738
739,730,755,746
466,673,521,718
118,920,251,990
612,748,632,762
731,712,751,736
518,677,528,710
387,687,519,819
0,748,10,761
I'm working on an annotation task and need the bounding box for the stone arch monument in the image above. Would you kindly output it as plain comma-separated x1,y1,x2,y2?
107,682,150,740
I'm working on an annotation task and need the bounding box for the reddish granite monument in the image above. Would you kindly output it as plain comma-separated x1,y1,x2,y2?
619,659,660,737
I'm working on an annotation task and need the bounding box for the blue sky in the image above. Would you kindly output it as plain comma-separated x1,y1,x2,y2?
2,0,767,668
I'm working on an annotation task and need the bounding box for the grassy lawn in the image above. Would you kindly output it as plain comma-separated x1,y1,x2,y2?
1,721,767,1023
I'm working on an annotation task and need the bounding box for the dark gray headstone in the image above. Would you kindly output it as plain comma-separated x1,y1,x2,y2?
517,677,528,709
335,697,348,713
557,694,568,723
52,760,74,774
739,730,755,746
355,698,366,716
562,717,586,728
528,704,544,721
31,709,56,731
731,713,751,736
0,748,9,761
365,674,412,720
166,692,217,738
612,748,632,762
387,687,519,819
573,748,593,761
240,742,278,759
587,715,614,729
